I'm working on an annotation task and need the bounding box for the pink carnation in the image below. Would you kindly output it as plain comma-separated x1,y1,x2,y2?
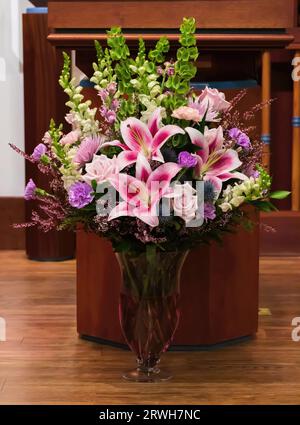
171,106,201,122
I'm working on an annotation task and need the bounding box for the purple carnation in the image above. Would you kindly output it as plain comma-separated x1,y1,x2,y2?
237,133,251,149
204,203,216,221
68,182,94,209
228,127,251,150
178,151,198,168
24,179,37,200
228,127,242,140
31,143,47,161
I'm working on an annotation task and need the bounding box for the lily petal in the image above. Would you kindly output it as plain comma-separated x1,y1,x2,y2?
146,162,181,204
148,107,162,136
206,149,242,177
101,140,128,150
151,125,185,152
218,171,248,182
121,117,152,154
117,150,138,170
109,174,147,207
185,127,209,163
108,201,133,221
207,126,224,152
135,154,152,183
152,149,165,163
204,176,222,198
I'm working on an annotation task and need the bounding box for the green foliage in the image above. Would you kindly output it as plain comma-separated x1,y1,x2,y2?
148,37,170,63
270,190,291,200
164,17,198,111
48,119,68,166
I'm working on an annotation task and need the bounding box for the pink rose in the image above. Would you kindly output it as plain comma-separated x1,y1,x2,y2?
197,87,230,113
83,154,118,185
60,129,81,145
171,106,201,122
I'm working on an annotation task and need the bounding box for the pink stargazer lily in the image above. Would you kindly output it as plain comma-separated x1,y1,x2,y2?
186,126,247,195
101,108,184,169
108,154,182,227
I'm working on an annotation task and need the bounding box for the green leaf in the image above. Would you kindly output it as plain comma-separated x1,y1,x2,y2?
269,190,291,200
251,200,278,212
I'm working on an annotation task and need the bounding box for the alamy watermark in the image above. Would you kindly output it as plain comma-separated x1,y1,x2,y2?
95,179,205,228
0,317,6,342
291,317,300,342
292,57,300,81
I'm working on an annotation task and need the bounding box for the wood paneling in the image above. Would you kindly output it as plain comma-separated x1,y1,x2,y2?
260,211,300,256
0,198,25,250
48,0,296,29
1,251,300,404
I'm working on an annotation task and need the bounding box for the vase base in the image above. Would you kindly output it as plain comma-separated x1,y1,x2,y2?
122,368,172,382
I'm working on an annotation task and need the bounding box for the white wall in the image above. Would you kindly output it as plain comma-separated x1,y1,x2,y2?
0,0,32,196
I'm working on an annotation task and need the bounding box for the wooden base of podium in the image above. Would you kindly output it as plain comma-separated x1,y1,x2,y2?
77,209,259,349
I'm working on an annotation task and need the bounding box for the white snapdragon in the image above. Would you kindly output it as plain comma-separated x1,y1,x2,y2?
218,176,262,212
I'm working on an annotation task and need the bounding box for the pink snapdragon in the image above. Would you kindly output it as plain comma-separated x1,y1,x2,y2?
60,129,81,145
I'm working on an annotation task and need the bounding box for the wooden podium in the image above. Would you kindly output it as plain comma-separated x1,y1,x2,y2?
46,0,295,346
77,208,260,348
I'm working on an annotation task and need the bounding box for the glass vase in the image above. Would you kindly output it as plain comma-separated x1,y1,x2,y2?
116,249,188,382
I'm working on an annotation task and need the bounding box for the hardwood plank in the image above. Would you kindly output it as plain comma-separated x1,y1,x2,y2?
0,251,300,404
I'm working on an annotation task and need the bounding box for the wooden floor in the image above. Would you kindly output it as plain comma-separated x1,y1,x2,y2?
0,251,300,405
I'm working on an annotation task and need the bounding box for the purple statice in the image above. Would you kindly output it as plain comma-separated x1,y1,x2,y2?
178,151,198,168
228,127,251,149
204,203,216,221
24,179,37,200
68,182,94,209
243,165,260,178
31,143,47,161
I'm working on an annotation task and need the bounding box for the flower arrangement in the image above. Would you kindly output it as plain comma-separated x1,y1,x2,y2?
11,17,289,253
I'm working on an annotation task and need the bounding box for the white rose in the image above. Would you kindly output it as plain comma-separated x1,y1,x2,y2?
173,182,198,223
